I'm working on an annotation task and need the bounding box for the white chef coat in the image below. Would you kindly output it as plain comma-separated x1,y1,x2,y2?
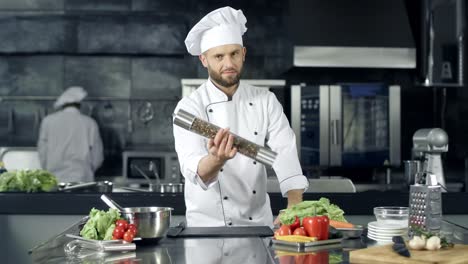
37,106,104,183
173,79,309,227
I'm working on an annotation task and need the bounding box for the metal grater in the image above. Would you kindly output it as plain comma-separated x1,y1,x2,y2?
408,184,442,236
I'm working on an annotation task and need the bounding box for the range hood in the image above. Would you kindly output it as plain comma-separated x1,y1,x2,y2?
289,0,416,68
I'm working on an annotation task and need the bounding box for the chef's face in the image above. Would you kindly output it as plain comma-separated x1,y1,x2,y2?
200,44,246,89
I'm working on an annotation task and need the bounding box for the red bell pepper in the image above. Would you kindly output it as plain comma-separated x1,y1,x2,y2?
317,215,329,240
302,216,321,239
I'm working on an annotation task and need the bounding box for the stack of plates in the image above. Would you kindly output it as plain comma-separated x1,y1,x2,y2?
367,221,408,243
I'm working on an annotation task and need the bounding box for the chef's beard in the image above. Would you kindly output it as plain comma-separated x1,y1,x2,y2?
208,66,243,89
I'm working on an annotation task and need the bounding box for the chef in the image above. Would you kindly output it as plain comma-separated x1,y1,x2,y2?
173,6,309,227
37,86,104,183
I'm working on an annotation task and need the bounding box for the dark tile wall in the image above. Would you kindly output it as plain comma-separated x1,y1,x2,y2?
1,0,465,181
0,0,291,177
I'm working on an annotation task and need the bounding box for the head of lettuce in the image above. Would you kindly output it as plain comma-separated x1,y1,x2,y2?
0,169,58,192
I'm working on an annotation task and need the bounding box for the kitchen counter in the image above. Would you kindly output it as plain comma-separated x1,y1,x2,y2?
2,191,468,215
3,192,468,263
29,218,468,264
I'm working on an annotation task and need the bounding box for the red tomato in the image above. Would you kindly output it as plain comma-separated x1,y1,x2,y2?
293,226,307,236
290,216,300,231
115,219,129,230
123,230,135,242
318,215,329,240
277,225,292,236
302,217,321,239
127,224,137,235
113,226,125,239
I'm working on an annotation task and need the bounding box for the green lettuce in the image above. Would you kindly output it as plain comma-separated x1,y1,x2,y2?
79,218,98,240
279,197,347,225
103,224,116,240
0,170,58,192
80,208,121,240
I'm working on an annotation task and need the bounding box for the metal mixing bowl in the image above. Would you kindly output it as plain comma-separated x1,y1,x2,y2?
121,207,173,240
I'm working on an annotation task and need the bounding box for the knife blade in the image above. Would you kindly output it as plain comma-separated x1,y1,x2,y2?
392,236,411,258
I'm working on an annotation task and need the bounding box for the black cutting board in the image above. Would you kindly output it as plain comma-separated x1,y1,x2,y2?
167,226,274,238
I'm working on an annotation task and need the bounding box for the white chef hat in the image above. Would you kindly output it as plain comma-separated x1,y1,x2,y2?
54,86,87,109
185,6,247,56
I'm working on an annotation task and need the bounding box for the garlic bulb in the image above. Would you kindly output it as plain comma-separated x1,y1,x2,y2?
425,236,442,251
408,236,426,250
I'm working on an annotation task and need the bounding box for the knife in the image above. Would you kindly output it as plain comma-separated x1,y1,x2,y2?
392,236,411,258
167,221,186,237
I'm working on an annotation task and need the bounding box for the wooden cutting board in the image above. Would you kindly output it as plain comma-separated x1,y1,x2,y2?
350,244,468,264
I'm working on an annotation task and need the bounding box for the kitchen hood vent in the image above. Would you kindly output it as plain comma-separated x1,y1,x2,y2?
289,0,416,68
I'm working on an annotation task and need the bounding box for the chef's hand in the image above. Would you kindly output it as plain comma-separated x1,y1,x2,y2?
273,216,281,229
207,128,237,163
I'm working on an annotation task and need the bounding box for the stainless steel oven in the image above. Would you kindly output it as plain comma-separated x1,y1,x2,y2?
122,151,181,185
291,83,401,168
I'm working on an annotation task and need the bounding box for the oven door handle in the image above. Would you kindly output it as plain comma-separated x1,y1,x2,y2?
331,119,340,145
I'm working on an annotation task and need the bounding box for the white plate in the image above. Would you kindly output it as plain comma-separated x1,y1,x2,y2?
368,226,408,235
367,229,407,238
368,221,407,231
367,233,393,242
368,226,408,234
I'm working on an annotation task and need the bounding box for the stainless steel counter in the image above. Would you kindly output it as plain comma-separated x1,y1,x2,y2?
30,218,468,264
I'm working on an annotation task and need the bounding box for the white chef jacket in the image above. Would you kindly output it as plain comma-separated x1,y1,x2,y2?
37,106,104,183
173,79,309,227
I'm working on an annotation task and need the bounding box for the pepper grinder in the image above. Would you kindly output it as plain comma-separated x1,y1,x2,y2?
173,109,277,167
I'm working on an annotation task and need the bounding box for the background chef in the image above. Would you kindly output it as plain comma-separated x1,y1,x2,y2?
37,86,104,183
173,6,309,227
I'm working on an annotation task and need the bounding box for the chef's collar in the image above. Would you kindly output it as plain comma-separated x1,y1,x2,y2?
206,78,242,101
62,106,80,113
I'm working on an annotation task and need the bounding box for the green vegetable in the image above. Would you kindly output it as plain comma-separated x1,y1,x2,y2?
103,224,116,240
80,208,121,240
0,170,58,192
279,198,347,225
80,218,99,240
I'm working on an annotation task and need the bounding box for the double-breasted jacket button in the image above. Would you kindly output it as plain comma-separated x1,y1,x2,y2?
253,161,257,165
254,131,258,135
208,109,213,113
252,190,256,194
223,196,228,200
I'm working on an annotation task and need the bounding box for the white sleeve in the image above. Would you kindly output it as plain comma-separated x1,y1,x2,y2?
90,120,104,172
173,99,219,190
37,119,48,169
265,93,309,197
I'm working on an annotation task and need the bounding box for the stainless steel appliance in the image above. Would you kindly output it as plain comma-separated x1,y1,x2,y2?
0,147,42,170
122,151,181,185
412,128,449,190
409,128,447,235
291,83,401,167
